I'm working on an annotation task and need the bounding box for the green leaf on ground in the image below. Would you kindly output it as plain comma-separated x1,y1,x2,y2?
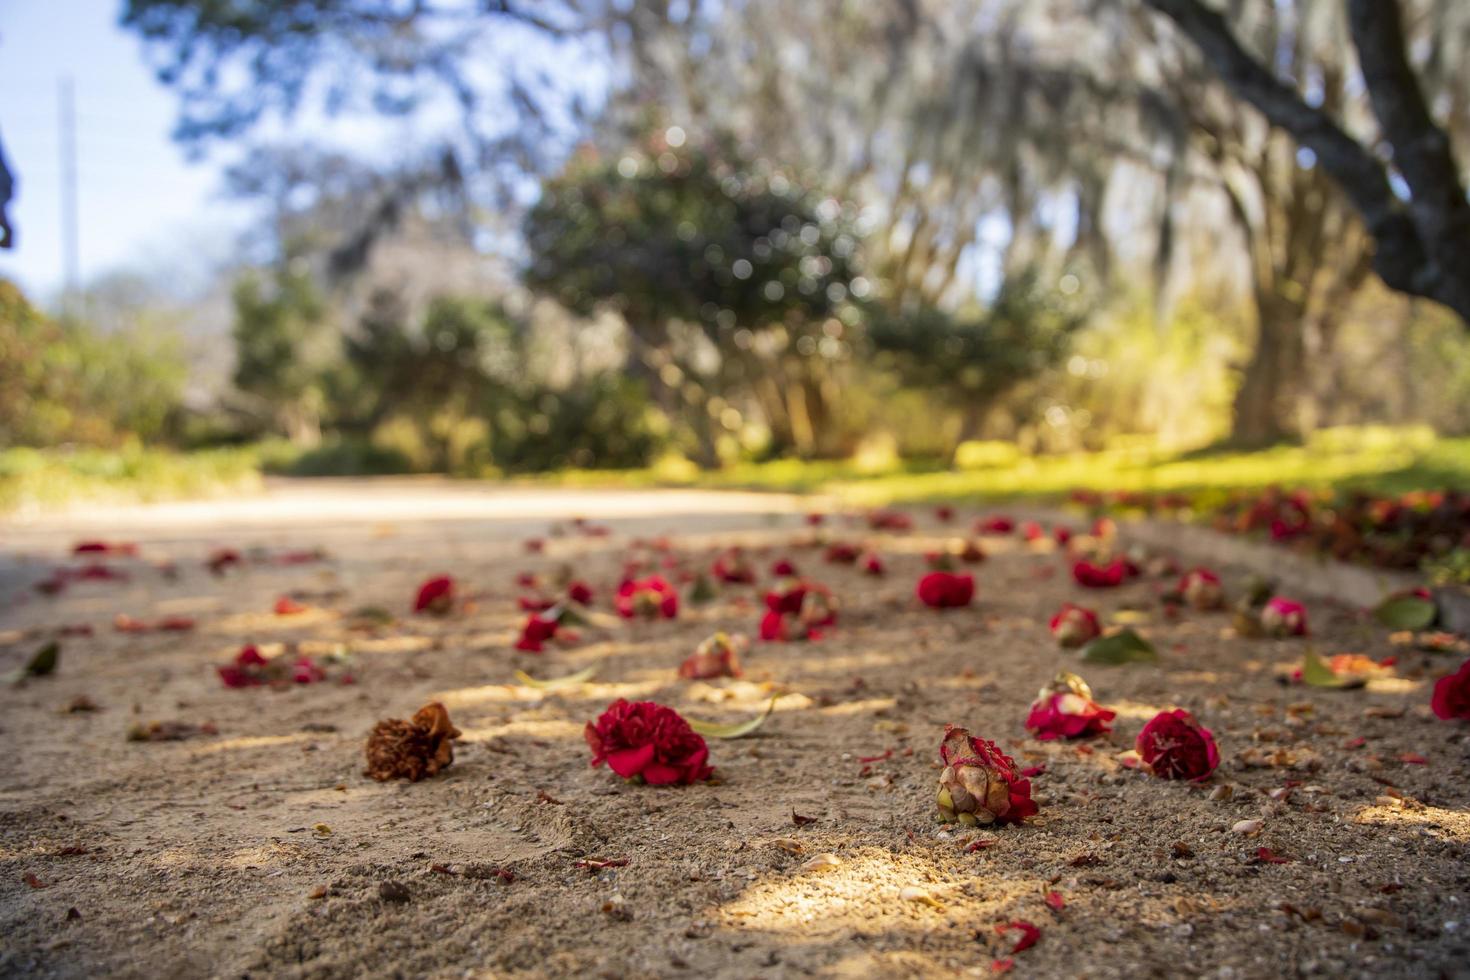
5,641,59,686
1300,650,1347,688
1372,594,1437,630
1080,629,1158,665
686,694,783,739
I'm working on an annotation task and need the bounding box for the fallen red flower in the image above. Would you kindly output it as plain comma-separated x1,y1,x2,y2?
1136,709,1219,781
1431,658,1470,722
515,612,559,652
711,548,756,584
615,575,679,619
567,580,594,605
585,699,712,785
824,542,860,564
1049,603,1101,648
73,540,138,557
414,575,456,615
1072,559,1127,588
273,596,308,616
917,571,974,609
936,725,1037,826
1025,672,1115,741
860,552,885,576
1261,597,1308,636
771,558,798,577
679,631,745,679
996,920,1040,954
975,515,1014,535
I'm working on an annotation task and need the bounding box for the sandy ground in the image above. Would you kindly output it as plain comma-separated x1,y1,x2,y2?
1,479,1467,979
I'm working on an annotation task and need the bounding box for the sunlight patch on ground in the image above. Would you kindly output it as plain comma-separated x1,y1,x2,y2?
194,733,311,755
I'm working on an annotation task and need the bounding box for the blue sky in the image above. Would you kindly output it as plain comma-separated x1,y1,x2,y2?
0,0,251,301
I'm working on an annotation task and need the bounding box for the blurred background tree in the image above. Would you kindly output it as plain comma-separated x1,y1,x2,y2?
11,0,1461,475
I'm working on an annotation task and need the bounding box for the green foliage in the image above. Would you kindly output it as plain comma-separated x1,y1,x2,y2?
524,134,861,338
232,264,331,441
867,273,1085,452
488,375,662,473
0,279,187,448
0,445,261,513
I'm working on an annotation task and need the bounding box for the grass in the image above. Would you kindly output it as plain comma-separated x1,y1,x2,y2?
523,425,1470,507
0,445,263,516
2,425,1465,515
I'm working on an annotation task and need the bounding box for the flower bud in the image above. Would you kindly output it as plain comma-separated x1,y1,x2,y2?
935,726,1037,826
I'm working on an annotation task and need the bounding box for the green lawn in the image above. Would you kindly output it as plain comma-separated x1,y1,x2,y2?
2,425,1466,515
526,425,1470,507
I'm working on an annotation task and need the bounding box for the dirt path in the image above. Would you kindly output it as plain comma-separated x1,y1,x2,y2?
1,481,1466,979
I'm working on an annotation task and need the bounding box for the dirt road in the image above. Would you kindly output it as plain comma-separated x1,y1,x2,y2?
1,480,1466,978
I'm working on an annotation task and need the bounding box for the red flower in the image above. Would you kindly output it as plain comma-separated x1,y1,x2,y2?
585,700,712,785
860,552,885,576
679,632,745,679
1261,597,1308,637
1136,709,1219,781
291,656,325,684
1178,568,1224,610
1049,603,1101,648
867,509,913,531
567,581,594,605
805,513,825,526
515,613,559,652
771,558,798,577
1025,672,1115,740
935,506,955,523
518,595,555,612
975,515,1014,535
936,726,1037,826
73,540,137,557
957,540,986,564
761,581,837,641
824,542,860,564
711,548,755,584
1431,658,1470,722
917,571,974,609
615,575,679,619
414,575,456,615
273,596,308,616
1022,522,1044,542
996,921,1041,954
1053,526,1073,546
218,645,269,688
1072,559,1127,589
207,548,242,576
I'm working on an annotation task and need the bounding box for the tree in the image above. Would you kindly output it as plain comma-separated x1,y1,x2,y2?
231,263,331,444
523,131,865,462
867,273,1086,461
1143,0,1470,326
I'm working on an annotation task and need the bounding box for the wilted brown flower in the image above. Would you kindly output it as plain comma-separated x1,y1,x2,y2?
365,702,462,782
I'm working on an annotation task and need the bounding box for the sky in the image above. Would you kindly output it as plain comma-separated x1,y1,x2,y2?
0,0,250,302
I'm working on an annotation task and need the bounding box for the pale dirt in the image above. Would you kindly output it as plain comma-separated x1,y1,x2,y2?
1,480,1467,979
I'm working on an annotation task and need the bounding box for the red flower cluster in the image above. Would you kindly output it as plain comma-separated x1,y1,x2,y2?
679,631,745,680
1072,559,1129,589
760,580,837,641
1136,709,1219,781
1261,597,1308,636
916,571,974,609
1024,672,1115,741
975,515,1014,535
615,575,679,619
1431,659,1470,722
1049,603,1100,647
414,575,456,615
585,699,712,785
935,725,1037,826
515,612,561,652
218,644,330,687
1177,568,1224,610
711,548,755,584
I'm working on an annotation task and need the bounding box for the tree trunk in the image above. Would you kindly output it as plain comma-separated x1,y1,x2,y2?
1231,296,1306,446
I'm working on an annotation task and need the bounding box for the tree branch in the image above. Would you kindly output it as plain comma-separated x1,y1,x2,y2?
1142,0,1470,325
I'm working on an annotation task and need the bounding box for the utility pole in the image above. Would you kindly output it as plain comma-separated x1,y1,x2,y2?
59,75,79,312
